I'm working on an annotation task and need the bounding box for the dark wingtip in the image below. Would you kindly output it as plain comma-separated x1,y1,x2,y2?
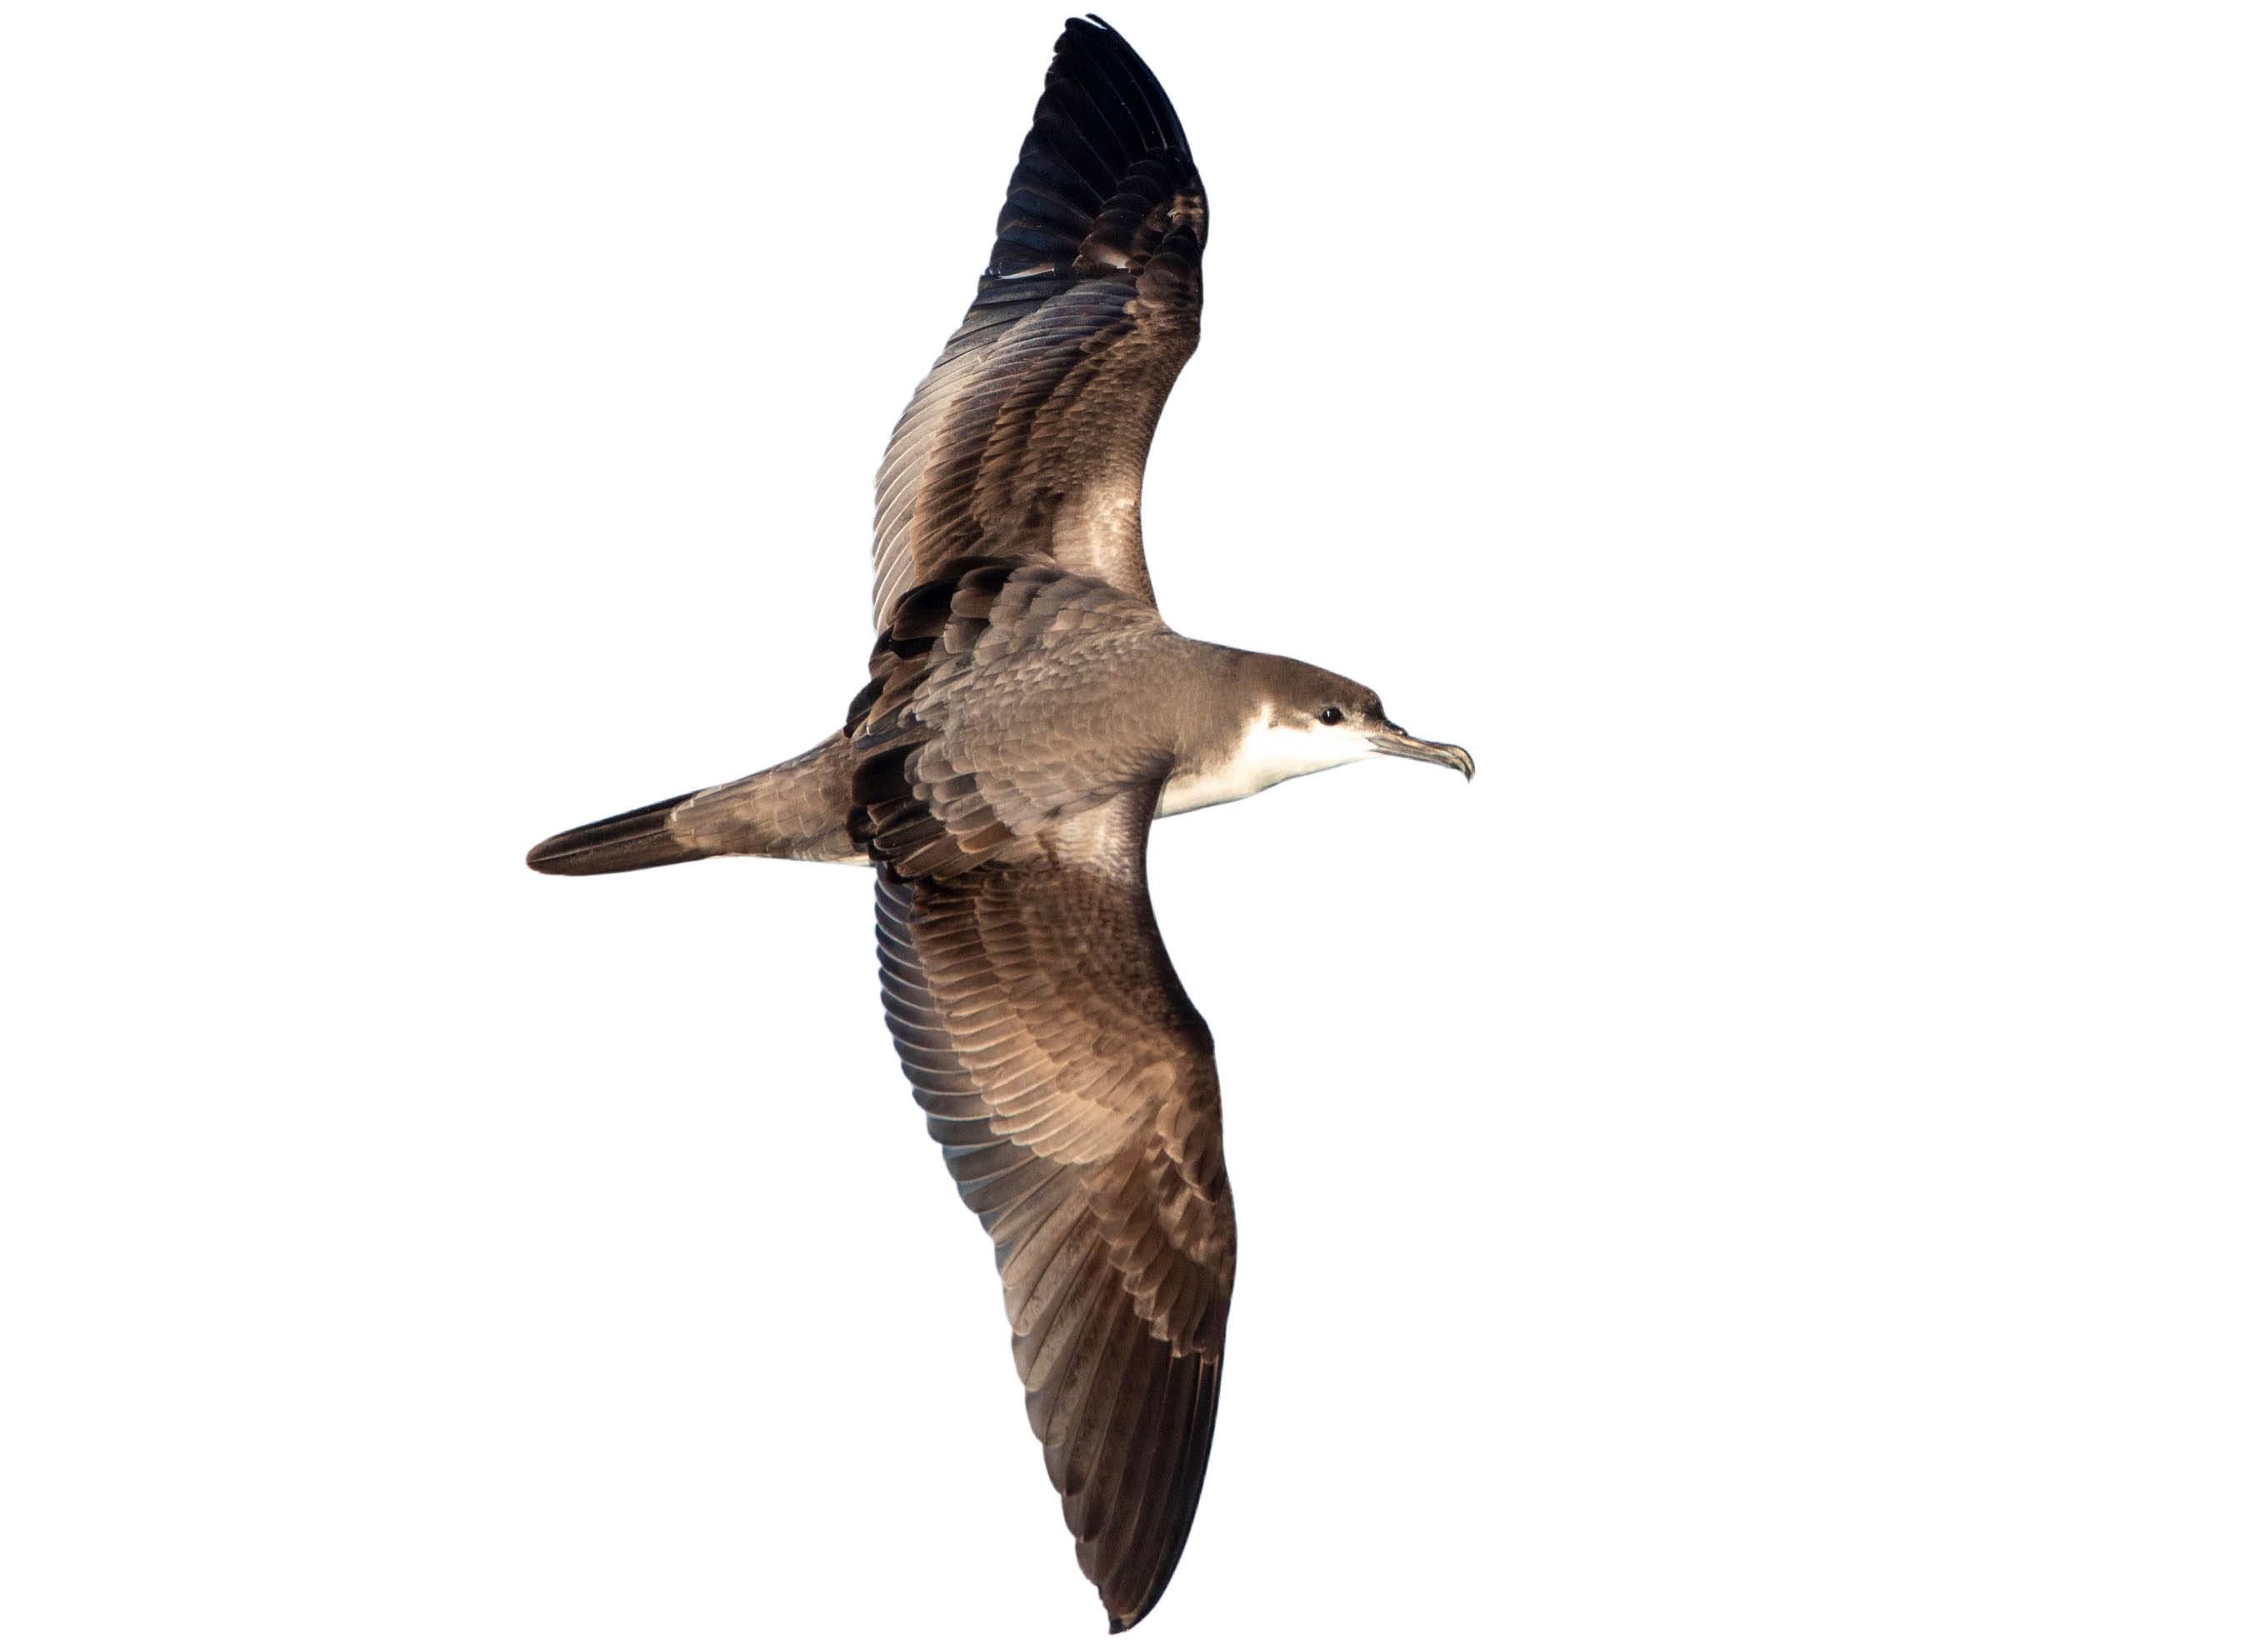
978,10,1198,294
1108,1592,1164,1633
1102,1580,1162,1634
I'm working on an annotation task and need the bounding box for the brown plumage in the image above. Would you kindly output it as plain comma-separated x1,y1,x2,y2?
876,786,1228,1630
528,16,1472,1634
872,17,1203,624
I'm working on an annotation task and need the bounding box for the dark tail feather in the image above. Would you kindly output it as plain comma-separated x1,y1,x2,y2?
528,736,863,876
526,792,707,876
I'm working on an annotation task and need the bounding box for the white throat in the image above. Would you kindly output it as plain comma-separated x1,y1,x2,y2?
1158,705,1374,817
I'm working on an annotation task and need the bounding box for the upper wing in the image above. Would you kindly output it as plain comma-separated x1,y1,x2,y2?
873,786,1233,1632
871,17,1205,628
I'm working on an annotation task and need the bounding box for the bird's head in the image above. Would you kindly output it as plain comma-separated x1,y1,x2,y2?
1187,655,1473,805
1262,657,1475,780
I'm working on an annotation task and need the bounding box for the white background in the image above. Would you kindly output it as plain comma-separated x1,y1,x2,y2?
4,2,2255,1647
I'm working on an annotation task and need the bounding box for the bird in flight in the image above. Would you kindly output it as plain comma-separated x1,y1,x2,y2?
529,15,1472,1632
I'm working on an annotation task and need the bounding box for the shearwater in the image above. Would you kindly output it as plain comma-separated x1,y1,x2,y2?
529,17,1473,1632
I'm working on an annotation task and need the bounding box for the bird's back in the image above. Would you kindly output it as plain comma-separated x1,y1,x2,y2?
848,559,1214,880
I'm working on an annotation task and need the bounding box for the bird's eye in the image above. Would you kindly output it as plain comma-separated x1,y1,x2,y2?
1318,706,1344,726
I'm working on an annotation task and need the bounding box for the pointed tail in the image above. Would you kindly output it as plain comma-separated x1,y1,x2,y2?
526,735,862,876
526,791,708,876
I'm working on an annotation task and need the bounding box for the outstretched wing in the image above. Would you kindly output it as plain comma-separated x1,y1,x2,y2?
871,17,1205,628
873,786,1233,1632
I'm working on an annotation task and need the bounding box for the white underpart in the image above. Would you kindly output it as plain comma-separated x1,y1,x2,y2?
1158,706,1376,817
